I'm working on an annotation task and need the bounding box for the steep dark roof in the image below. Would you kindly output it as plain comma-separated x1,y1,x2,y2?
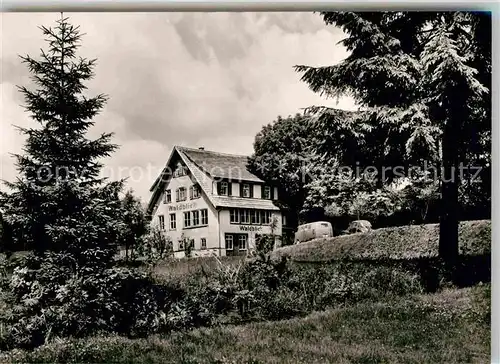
177,146,263,183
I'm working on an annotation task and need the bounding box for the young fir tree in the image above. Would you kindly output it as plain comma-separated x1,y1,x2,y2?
0,16,124,268
295,12,490,263
120,189,148,260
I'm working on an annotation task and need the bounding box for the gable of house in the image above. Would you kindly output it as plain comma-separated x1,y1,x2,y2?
147,146,279,217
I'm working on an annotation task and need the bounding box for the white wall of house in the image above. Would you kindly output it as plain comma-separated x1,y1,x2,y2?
253,184,261,199
150,154,283,259
231,182,240,197
153,174,221,258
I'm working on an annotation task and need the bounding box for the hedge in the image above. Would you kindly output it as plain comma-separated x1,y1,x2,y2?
271,220,491,262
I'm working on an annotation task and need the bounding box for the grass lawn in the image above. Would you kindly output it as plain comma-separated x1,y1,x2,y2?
3,284,490,364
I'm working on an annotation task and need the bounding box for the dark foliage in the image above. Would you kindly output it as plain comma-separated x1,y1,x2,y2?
294,12,491,260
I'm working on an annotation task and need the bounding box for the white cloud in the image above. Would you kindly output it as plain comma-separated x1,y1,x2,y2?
1,12,356,202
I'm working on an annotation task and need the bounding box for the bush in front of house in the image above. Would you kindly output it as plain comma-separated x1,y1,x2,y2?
255,234,276,258
282,261,424,311
134,225,173,264
0,251,191,350
0,242,485,352
211,254,425,321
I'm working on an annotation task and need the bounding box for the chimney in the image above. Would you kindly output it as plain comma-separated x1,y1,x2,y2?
199,147,205,150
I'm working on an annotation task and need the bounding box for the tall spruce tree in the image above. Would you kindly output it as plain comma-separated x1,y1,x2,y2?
295,12,490,263
0,16,124,268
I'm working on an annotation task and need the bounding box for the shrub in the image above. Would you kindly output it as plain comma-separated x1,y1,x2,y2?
316,269,365,305
255,286,308,320
255,234,275,258
175,276,235,329
0,239,480,353
233,257,309,320
352,264,423,301
135,226,173,264
183,235,194,259
281,261,425,311
0,252,188,349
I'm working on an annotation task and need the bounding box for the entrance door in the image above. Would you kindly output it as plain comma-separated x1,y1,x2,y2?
225,233,248,256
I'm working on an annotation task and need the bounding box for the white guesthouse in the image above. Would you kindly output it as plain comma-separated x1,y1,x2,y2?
147,146,282,258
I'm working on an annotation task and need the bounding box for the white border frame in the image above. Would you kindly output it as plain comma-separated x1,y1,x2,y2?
1,3,498,361
0,1,499,12
491,5,499,363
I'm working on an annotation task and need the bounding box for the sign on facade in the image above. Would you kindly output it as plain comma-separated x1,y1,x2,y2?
239,225,263,232
168,202,197,211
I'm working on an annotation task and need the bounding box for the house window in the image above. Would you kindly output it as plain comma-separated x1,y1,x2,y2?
238,235,247,250
201,238,207,249
218,181,229,196
189,238,195,249
174,164,188,177
158,215,165,230
192,210,200,226
190,184,201,199
242,184,251,198
169,213,176,230
240,209,250,224
263,186,271,200
176,187,187,202
163,189,172,204
250,210,259,224
201,209,208,225
225,234,234,250
261,211,271,225
282,215,287,226
230,209,239,223
184,211,191,228
181,209,208,228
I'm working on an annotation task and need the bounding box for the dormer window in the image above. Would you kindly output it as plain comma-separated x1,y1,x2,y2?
218,181,229,196
241,183,252,198
263,186,271,200
174,163,188,178
242,184,250,197
190,184,201,199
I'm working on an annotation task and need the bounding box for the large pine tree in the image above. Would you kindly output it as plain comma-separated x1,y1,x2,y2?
295,12,491,263
0,16,124,268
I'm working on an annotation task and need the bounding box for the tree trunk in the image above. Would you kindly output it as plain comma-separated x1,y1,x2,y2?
439,118,460,263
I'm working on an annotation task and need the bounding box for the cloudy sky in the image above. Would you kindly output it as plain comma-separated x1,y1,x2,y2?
1,12,355,202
